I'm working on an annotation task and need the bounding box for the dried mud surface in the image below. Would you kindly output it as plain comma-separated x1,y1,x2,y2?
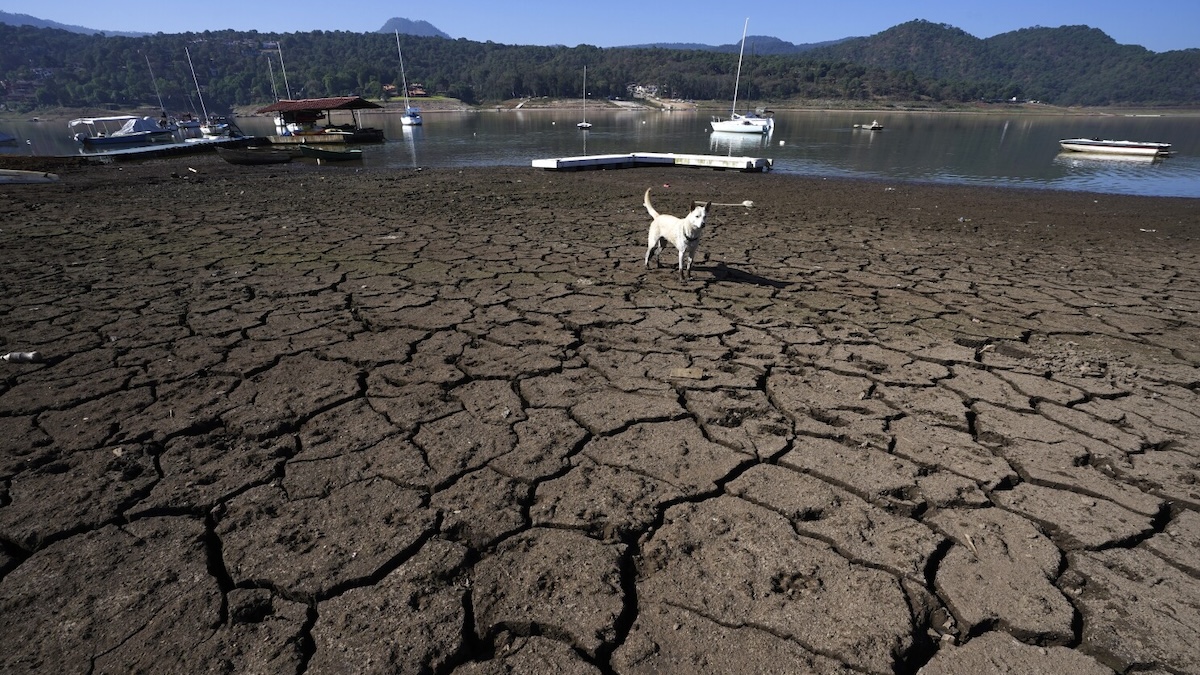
1,156,1199,674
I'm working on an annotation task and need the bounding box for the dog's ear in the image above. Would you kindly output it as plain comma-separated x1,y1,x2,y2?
704,201,711,209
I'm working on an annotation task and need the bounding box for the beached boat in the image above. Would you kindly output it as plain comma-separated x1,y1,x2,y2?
69,116,176,147
1058,138,1171,156
298,145,363,162
0,169,59,184
578,66,592,130
216,146,294,165
257,96,386,144
710,18,773,134
395,32,423,126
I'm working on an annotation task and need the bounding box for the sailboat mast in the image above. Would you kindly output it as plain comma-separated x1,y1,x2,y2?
731,17,748,116
278,44,293,99
185,47,210,122
396,31,411,110
266,54,279,101
144,54,166,117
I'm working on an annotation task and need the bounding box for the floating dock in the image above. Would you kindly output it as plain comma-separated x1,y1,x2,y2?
532,152,772,172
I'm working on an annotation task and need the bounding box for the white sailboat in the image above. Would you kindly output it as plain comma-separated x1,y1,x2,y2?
185,47,230,137
577,66,592,130
396,31,422,126
710,18,773,134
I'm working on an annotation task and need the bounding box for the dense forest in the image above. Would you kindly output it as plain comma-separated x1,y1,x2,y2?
804,20,1200,107
1,20,1198,114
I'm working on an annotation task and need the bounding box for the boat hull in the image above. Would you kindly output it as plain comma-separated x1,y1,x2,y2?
1058,139,1171,156
79,131,176,147
298,145,363,161
217,147,294,165
710,120,771,134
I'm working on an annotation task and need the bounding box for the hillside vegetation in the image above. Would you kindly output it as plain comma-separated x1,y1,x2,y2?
1,20,1197,114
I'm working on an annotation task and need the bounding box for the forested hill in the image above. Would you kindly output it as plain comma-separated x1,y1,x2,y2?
804,20,1200,105
1,20,1197,114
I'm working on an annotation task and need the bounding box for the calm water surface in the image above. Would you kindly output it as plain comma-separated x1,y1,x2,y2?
4,110,1198,197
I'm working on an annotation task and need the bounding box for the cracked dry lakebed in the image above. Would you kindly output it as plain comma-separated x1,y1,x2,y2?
1,155,1199,674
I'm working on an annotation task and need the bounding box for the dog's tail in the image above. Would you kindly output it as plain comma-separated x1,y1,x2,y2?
643,188,660,219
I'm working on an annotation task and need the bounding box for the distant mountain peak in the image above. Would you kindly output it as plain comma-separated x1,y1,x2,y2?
0,10,144,37
377,17,449,39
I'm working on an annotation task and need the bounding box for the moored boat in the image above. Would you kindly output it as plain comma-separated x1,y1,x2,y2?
298,145,363,161
216,146,294,165
1058,138,1171,156
578,66,592,130
710,18,774,135
257,96,386,144
69,116,176,147
396,32,423,126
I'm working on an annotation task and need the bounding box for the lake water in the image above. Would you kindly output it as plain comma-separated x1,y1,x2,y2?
4,109,1199,197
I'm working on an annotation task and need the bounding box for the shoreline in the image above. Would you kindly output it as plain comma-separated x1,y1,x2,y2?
7,99,1200,123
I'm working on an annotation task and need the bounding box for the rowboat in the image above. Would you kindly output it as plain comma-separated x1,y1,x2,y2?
0,169,59,184
216,147,294,165
298,145,363,161
1058,138,1171,156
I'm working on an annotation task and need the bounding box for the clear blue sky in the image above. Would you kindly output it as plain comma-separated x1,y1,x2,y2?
5,0,1196,53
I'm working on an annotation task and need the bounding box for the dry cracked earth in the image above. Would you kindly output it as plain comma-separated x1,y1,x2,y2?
1,158,1199,674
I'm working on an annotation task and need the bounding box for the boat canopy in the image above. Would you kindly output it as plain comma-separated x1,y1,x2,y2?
68,115,141,127
255,96,382,115
69,116,166,135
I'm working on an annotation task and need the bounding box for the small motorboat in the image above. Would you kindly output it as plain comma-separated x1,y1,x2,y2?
1058,138,1171,156
853,120,884,131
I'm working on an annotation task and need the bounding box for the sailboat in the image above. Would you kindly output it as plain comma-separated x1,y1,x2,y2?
186,47,230,137
710,18,773,134
396,31,422,126
577,66,592,130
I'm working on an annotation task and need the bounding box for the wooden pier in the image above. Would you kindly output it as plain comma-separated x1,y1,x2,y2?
531,152,773,172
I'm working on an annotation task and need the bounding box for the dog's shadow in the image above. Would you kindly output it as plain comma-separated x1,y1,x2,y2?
704,262,790,288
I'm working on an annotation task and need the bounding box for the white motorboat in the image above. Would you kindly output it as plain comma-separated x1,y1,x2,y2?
69,115,175,147
1058,138,1171,156
396,32,422,126
710,18,773,134
854,120,884,131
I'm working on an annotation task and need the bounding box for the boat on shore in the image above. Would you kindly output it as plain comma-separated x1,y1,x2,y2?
710,18,773,135
1058,138,1171,156
216,146,294,165
69,116,176,147
298,145,363,162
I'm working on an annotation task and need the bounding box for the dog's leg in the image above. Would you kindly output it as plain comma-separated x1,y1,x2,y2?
645,235,662,269
678,247,687,281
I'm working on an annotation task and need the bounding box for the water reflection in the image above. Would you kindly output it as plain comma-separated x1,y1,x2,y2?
3,109,1198,197
399,124,420,168
708,130,772,156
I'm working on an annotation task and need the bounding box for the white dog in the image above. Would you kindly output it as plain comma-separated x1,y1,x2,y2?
643,188,710,281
